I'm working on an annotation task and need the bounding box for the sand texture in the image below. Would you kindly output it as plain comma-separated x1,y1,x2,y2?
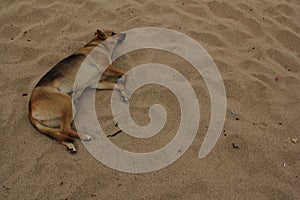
0,0,299,199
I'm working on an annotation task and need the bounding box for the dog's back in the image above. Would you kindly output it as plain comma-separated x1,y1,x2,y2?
35,54,86,94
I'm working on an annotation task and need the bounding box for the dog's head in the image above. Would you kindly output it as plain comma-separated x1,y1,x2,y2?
95,29,116,40
90,29,126,45
85,29,126,68
95,29,126,56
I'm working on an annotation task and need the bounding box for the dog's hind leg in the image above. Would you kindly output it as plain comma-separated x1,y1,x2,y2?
29,90,91,152
28,113,77,153
61,126,92,142
59,98,92,141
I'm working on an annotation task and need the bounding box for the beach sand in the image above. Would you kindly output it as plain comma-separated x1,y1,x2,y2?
0,0,299,199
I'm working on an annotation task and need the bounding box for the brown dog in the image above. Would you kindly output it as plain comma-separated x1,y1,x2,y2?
28,30,127,153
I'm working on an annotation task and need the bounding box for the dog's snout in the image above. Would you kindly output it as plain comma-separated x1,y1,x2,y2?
117,33,126,43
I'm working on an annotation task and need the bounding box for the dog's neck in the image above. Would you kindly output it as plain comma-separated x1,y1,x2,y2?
84,38,105,47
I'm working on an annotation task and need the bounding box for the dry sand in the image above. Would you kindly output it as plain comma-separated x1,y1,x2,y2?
0,0,299,199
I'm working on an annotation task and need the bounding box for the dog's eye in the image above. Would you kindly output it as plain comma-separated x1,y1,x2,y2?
111,32,116,36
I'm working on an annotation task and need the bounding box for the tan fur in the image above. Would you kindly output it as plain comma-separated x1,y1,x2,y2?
29,29,126,153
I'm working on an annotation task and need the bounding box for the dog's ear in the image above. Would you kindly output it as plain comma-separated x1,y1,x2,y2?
95,29,106,40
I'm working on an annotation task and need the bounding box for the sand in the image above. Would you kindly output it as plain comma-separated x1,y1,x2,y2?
0,0,299,199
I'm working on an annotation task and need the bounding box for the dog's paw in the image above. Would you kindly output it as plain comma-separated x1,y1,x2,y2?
118,73,127,84
66,143,77,154
80,134,92,141
117,85,128,103
121,95,128,103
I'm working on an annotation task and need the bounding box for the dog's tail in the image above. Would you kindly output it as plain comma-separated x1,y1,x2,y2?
28,112,74,143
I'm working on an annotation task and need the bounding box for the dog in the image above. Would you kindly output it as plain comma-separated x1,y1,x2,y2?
28,29,127,153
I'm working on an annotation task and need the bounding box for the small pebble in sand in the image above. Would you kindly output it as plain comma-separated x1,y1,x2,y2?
291,138,298,144
232,143,239,149
2,185,9,190
275,76,280,81
231,111,237,116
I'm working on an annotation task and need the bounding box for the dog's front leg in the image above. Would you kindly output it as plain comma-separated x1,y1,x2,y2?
96,81,128,101
105,65,126,77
